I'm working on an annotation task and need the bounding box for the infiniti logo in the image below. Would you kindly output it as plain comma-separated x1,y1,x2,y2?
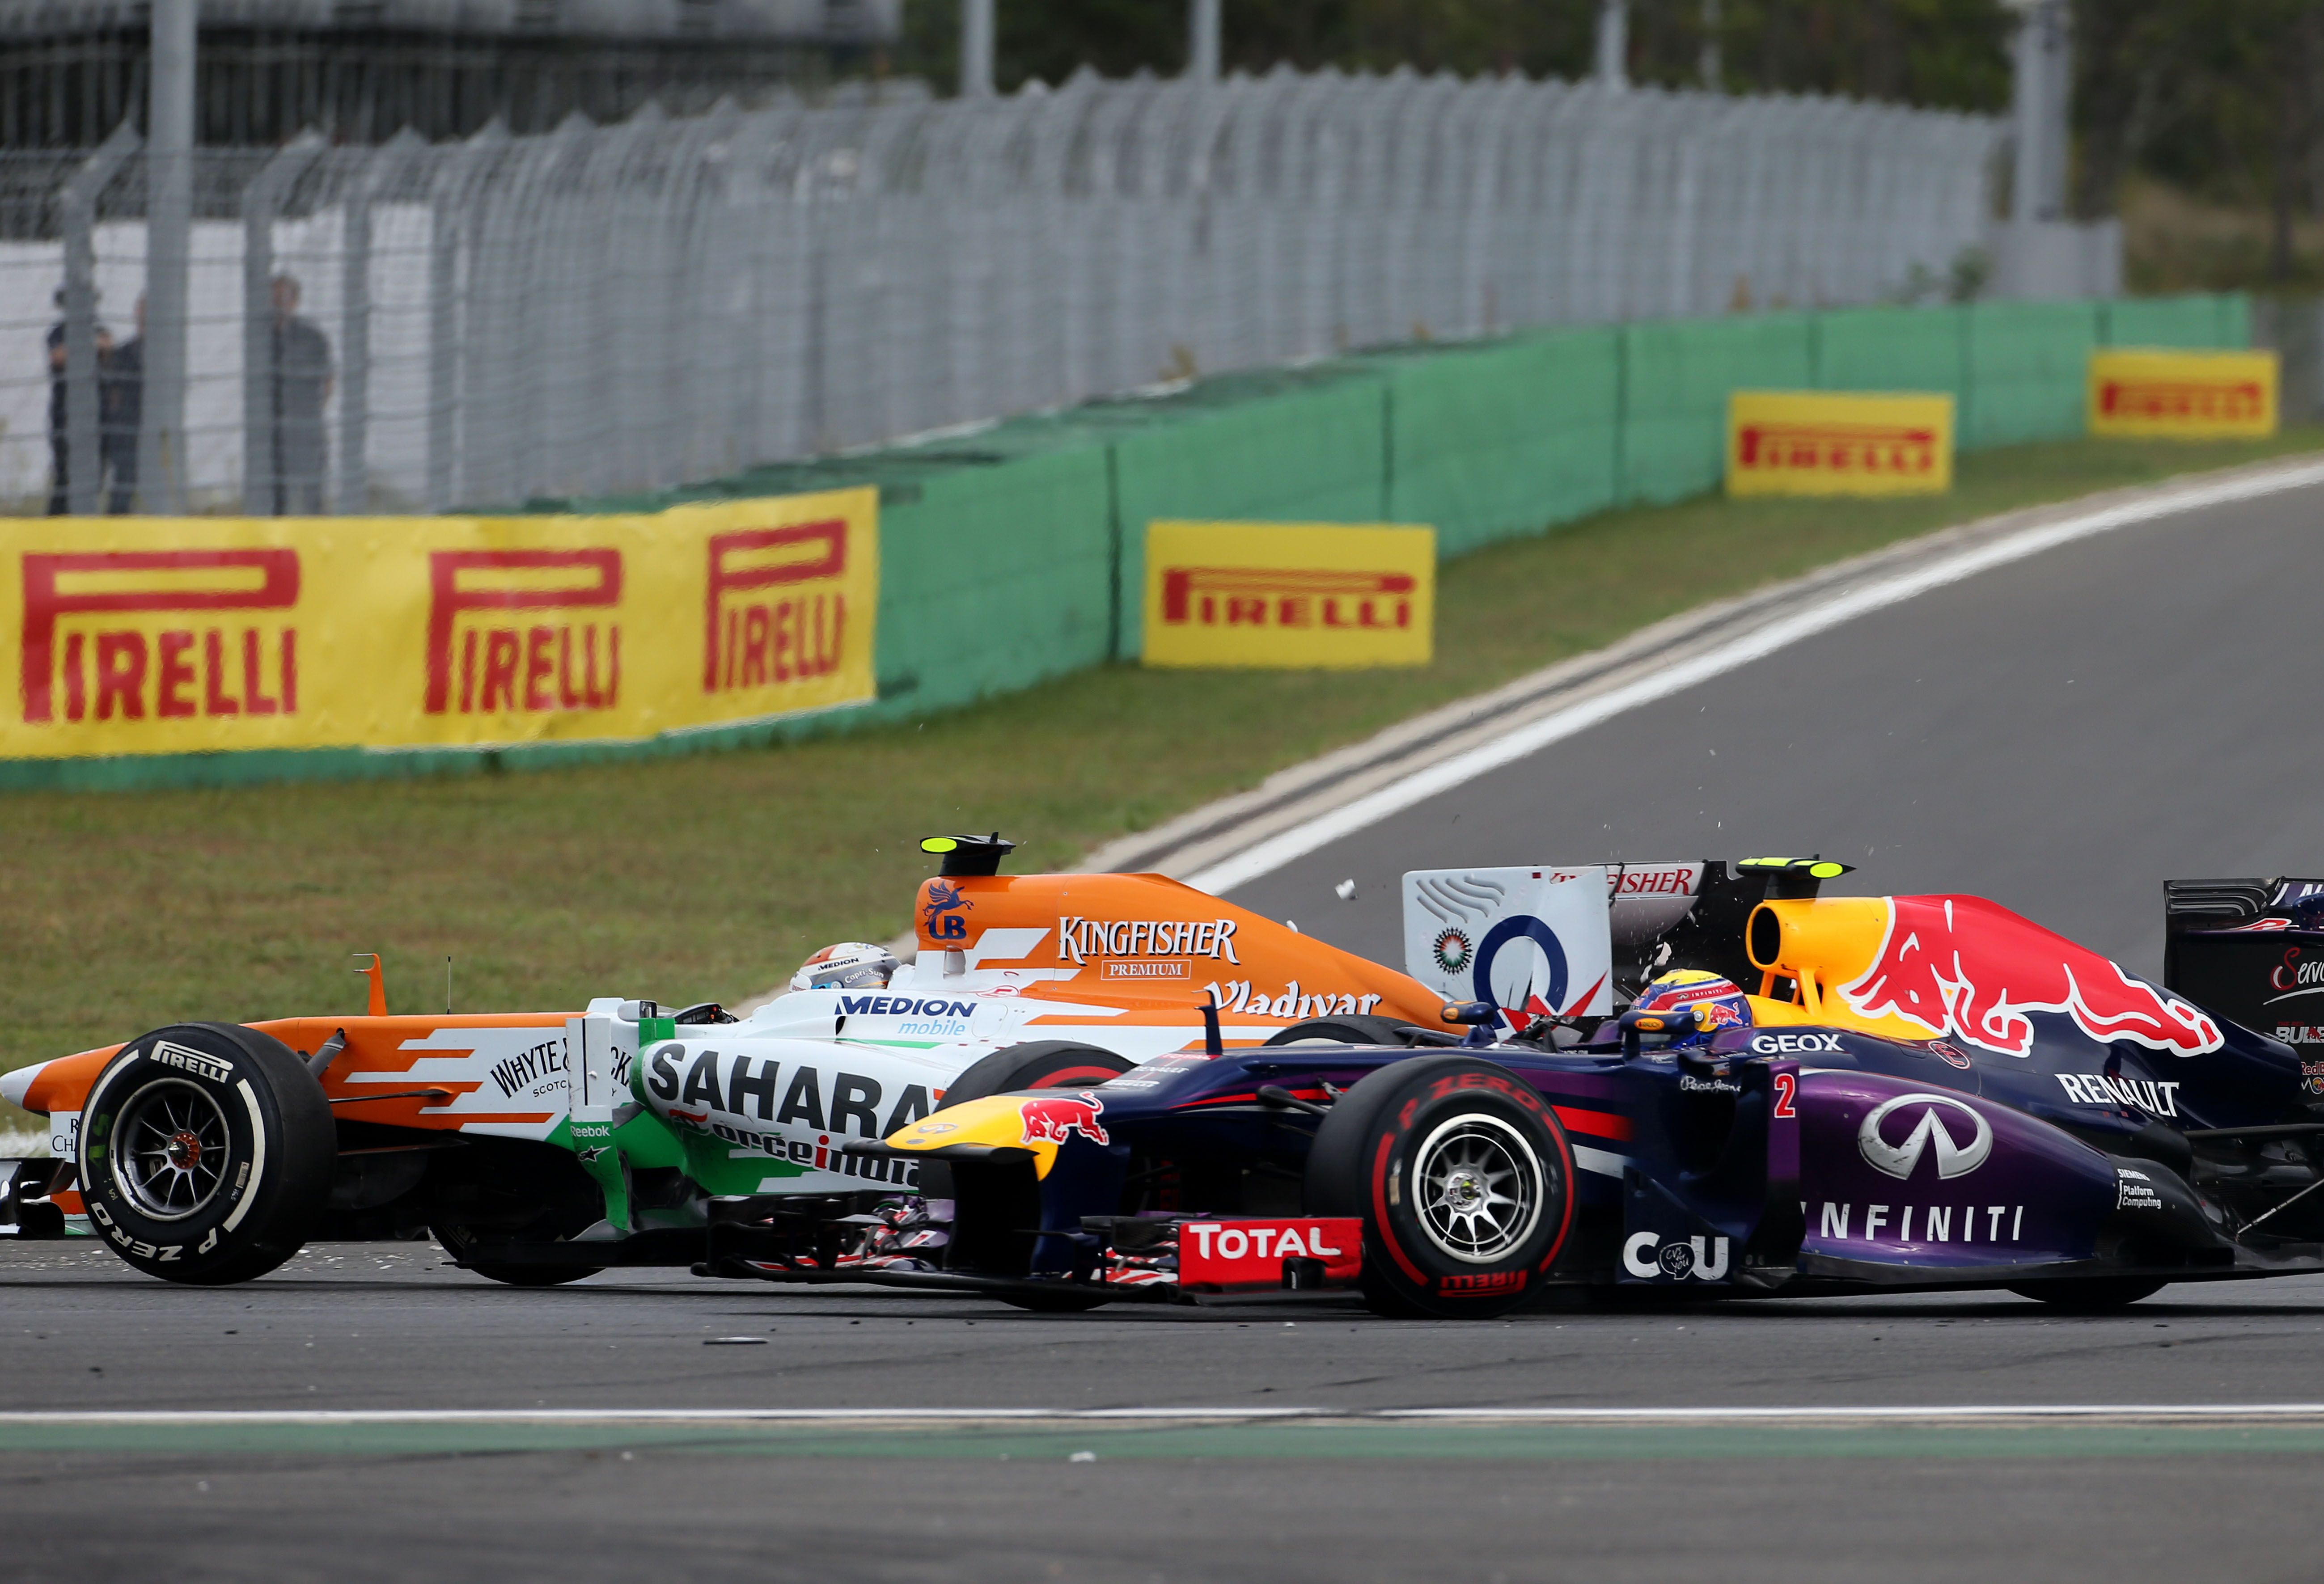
1857,1092,1993,1181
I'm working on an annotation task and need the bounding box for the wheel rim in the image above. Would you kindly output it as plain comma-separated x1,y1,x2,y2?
1409,1112,1544,1263
112,1078,232,1221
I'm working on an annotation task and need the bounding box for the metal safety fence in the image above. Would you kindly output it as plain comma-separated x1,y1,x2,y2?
0,68,1999,517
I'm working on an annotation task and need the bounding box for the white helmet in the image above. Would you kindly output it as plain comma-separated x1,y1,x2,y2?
791,941,900,993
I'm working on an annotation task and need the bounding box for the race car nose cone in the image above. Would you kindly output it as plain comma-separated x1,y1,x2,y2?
0,1060,48,1110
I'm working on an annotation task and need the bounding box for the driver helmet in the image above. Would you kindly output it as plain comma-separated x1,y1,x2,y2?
1633,969,1751,1048
791,941,900,993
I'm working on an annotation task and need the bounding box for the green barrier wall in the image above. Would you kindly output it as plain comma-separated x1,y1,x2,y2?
1105,367,1392,659
1813,306,1970,403
1622,313,1818,505
10,293,2251,790
1964,300,2104,448
1381,329,1622,557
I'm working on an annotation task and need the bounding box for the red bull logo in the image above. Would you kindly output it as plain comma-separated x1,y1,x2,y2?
1018,1092,1109,1147
1839,895,2223,1058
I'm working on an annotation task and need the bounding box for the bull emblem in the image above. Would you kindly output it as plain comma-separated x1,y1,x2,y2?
1018,1092,1109,1147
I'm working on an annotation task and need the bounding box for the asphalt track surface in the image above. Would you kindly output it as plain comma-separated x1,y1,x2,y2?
15,473,2324,1582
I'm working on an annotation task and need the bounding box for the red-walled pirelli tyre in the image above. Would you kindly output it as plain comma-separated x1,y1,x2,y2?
1305,1055,1574,1320
76,1022,335,1285
937,1042,1135,1107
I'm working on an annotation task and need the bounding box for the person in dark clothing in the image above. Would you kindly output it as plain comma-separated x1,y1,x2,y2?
267,274,333,514
102,295,144,515
45,285,114,516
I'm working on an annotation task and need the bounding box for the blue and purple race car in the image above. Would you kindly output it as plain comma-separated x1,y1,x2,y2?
719,855,2324,1318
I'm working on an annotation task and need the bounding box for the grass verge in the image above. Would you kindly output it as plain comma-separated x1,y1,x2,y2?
4,428,2320,1133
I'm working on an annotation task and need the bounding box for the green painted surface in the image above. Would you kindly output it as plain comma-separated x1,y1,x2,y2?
1964,301,2104,449
1621,313,1816,504
3,1417,2321,1462
1814,306,1969,408
1380,328,1622,557
1108,368,1393,657
2104,292,2249,351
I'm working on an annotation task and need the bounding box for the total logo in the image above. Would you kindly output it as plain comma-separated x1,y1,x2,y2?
1856,1092,1992,1181
1621,1232,1732,1282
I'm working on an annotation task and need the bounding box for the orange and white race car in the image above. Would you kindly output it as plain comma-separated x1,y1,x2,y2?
0,833,1491,1287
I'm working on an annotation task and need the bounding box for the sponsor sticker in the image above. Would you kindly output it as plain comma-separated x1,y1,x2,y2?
1177,1218,1363,1291
1142,522,1435,669
1620,1232,1732,1282
151,1040,233,1084
2088,349,2278,439
1726,391,1955,497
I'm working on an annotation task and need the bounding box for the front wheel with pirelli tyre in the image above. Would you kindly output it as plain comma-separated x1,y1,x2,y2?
1304,1055,1572,1320
936,1041,1136,1108
76,1022,335,1285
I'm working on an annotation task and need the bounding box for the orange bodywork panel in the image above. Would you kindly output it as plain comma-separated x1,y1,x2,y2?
22,1012,576,1127
913,871,1443,1030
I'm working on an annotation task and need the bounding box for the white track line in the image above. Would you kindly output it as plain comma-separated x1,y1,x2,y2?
8,1404,2324,1426
1183,457,2324,896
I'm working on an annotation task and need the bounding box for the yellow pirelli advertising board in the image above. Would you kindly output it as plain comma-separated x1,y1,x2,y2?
2089,349,2278,439
1725,391,1955,497
1142,522,1435,669
0,489,876,762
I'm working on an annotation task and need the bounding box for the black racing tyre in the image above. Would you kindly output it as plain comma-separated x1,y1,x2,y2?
76,1022,334,1285
431,1140,609,1287
937,1041,1135,1108
1265,1014,1422,1048
1306,1054,1574,1320
2008,1278,2167,1311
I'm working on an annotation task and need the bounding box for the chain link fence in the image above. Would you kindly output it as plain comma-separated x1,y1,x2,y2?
1,68,1999,517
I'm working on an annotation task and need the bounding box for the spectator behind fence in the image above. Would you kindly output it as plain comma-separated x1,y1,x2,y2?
267,274,333,514
45,285,114,515
102,295,144,515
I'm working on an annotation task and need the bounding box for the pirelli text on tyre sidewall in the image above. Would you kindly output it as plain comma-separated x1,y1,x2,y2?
1308,1055,1574,1320
77,1022,335,1285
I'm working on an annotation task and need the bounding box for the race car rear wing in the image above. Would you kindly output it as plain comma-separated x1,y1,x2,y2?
2164,875,2324,1058
1400,856,1852,1023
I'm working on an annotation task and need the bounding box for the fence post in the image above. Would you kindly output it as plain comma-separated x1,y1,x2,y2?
57,122,140,516
337,129,424,515
426,120,505,512
241,131,325,515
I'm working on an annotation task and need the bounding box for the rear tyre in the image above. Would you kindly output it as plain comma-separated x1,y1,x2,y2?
1265,1014,1424,1048
77,1022,334,1285
1306,1055,1573,1320
2009,1278,2167,1310
430,1139,609,1287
